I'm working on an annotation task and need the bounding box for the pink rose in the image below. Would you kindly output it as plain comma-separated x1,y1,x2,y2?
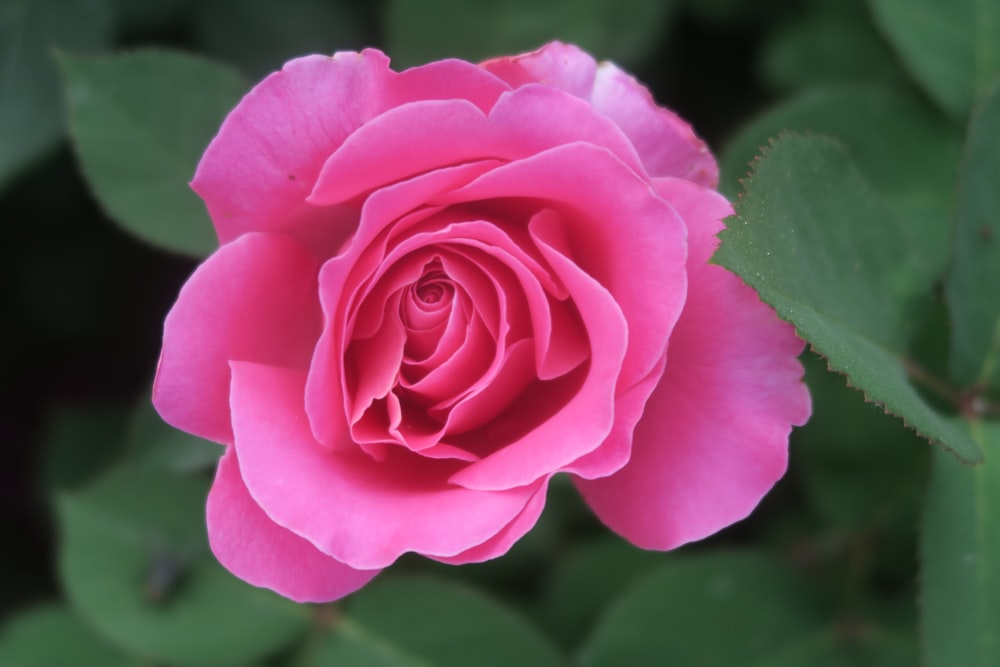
153,42,810,602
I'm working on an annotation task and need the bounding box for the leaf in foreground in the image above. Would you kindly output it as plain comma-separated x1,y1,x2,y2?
719,85,961,281
714,134,979,462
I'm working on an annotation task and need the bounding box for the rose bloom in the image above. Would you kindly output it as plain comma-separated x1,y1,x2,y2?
153,42,811,602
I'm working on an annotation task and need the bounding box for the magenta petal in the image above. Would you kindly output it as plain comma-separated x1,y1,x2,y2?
153,233,320,444
306,164,498,449
575,179,810,549
449,232,627,490
481,41,716,184
346,299,407,424
191,51,394,245
432,143,687,392
390,56,511,113
231,362,544,569
207,448,380,602
433,478,549,564
309,100,498,206
191,49,508,250
444,338,535,434
481,41,597,99
589,63,718,185
562,354,667,480
486,84,647,177
311,84,646,207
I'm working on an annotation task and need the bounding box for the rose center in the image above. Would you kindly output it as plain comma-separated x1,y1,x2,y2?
407,260,454,315
415,279,447,306
399,259,463,367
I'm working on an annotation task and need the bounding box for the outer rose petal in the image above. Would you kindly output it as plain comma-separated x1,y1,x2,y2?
231,362,546,569
575,179,810,549
481,42,718,185
481,41,597,98
432,477,549,565
589,63,718,186
192,51,391,249
153,233,321,444
561,354,666,479
192,50,510,251
309,84,646,207
207,448,380,602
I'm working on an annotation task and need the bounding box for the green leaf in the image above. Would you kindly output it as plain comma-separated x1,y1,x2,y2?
129,397,220,473
579,551,916,667
794,352,929,531
760,1,903,94
946,80,1000,390
0,0,112,190
384,0,673,69
0,604,137,667
536,537,665,650
920,425,1000,667
869,0,1000,119
714,134,980,462
720,86,962,279
60,50,248,257
57,467,307,666
311,576,566,667
193,0,367,78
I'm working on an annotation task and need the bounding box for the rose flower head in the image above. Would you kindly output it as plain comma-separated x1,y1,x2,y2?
153,42,811,602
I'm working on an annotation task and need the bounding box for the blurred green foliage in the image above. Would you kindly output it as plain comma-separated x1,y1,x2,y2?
1,0,997,665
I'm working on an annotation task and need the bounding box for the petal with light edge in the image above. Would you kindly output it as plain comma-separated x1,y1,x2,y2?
207,448,380,602
153,233,320,444
231,362,546,569
576,179,810,548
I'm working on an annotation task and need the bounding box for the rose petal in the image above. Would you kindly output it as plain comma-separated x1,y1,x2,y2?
310,84,646,206
481,41,597,98
400,311,493,403
414,224,580,380
192,50,509,250
391,55,511,113
575,178,810,549
192,51,390,248
482,42,718,185
561,353,667,480
153,233,320,444
488,84,647,176
231,362,545,569
433,477,549,564
448,221,628,489
307,162,502,449
442,337,536,434
308,99,499,206
432,142,687,393
346,292,407,425
207,448,380,602
405,286,474,372
589,63,718,185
